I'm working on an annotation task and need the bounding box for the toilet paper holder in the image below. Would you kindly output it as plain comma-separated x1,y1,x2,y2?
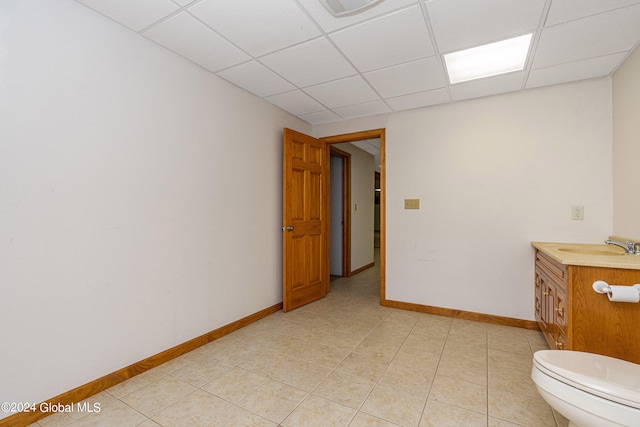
592,280,640,296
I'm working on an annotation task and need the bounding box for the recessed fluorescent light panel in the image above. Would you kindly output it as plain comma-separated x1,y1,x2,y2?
444,33,533,84
320,0,385,17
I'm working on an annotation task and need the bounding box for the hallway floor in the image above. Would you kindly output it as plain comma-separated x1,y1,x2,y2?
34,257,567,427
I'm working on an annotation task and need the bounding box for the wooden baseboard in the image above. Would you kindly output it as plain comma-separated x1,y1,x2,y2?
382,298,540,330
0,302,283,427
348,261,375,277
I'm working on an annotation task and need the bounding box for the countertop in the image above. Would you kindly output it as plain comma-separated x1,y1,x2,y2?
531,242,640,270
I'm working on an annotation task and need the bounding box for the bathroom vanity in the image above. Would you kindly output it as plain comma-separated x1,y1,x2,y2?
532,242,640,364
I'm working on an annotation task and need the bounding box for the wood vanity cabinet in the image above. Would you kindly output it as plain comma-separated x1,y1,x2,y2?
534,249,640,364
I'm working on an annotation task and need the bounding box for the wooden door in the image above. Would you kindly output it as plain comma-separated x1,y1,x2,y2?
282,128,329,311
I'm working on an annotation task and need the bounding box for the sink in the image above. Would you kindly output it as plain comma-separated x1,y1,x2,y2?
558,248,625,256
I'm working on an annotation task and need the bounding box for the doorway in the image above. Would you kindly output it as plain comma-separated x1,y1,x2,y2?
329,146,350,280
321,129,385,304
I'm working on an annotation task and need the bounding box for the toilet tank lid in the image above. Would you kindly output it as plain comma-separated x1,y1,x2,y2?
534,350,640,409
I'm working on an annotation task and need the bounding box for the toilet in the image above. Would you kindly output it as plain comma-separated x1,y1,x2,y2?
531,350,640,427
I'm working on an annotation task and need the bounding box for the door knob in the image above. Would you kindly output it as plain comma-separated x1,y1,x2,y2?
285,226,295,232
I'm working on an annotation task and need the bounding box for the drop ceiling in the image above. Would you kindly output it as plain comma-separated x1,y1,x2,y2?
75,0,640,125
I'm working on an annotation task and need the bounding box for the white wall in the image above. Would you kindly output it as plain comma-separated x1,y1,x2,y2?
316,78,613,320
332,143,375,272
612,45,640,239
0,0,310,415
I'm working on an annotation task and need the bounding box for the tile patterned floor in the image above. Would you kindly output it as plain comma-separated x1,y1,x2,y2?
32,257,569,427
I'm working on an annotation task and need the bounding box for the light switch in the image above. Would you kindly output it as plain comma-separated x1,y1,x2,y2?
572,205,584,220
404,199,420,209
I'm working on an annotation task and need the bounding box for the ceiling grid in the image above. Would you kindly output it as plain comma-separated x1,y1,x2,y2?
74,0,640,125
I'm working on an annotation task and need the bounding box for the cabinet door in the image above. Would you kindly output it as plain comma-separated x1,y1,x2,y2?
554,291,567,331
534,251,569,351
537,274,555,340
543,281,556,338
534,273,542,323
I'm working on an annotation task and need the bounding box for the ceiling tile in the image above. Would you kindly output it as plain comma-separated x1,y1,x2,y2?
303,76,380,109
298,110,342,125
546,0,640,26
77,0,178,32
265,90,326,116
386,88,450,111
526,53,628,89
144,12,249,72
333,100,391,120
217,61,295,97
73,0,640,123
364,57,446,98
450,71,525,102
297,0,418,33
189,0,321,57
330,5,434,72
427,0,546,52
260,38,357,88
533,4,640,69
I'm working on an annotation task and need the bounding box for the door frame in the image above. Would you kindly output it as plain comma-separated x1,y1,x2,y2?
329,146,351,278
320,129,386,304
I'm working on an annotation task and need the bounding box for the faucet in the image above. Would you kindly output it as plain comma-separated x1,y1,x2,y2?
604,239,640,255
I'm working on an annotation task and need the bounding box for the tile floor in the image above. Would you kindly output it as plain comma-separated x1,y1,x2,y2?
32,256,568,427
